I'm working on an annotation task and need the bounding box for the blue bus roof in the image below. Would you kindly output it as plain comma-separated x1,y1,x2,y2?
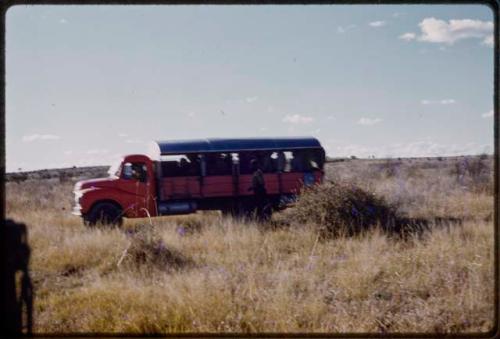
155,137,323,155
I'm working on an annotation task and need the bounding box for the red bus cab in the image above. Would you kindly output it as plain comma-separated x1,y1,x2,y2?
73,137,325,225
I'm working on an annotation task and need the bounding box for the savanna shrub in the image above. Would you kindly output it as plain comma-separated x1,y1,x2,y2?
289,181,398,236
120,224,192,272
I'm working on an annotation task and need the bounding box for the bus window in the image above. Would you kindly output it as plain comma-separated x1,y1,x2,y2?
122,162,147,182
290,151,306,172
231,153,239,175
239,152,256,175
275,151,286,173
206,153,232,176
161,154,201,177
283,151,293,172
186,154,202,176
313,149,326,169
255,151,273,173
302,150,325,171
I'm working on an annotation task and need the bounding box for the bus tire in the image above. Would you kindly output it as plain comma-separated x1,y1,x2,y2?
84,202,123,227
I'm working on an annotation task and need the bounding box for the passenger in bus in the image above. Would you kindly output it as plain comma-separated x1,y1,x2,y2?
238,152,249,174
276,151,286,172
223,153,233,174
313,150,325,169
179,158,190,174
301,151,313,171
260,151,274,173
186,154,201,176
240,152,256,175
291,151,304,172
206,154,218,175
212,153,229,175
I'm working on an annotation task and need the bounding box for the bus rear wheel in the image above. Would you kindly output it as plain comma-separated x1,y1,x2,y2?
84,202,123,227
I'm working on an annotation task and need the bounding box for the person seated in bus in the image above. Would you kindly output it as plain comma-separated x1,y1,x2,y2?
205,154,217,175
179,158,190,175
307,150,323,170
186,154,201,176
162,160,179,177
223,153,233,174
260,151,274,173
238,152,248,174
291,151,304,172
276,151,286,173
312,149,325,169
309,159,319,170
239,152,254,175
301,151,313,171
131,163,147,182
213,153,228,175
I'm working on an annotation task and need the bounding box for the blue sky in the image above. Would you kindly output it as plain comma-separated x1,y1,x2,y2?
6,4,494,171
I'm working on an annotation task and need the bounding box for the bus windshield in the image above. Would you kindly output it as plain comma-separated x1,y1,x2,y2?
108,160,122,178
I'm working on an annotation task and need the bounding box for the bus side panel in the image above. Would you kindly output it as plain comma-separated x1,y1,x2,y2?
161,177,201,199
263,174,280,194
237,174,280,195
202,176,234,197
280,172,304,194
314,170,323,184
237,175,252,196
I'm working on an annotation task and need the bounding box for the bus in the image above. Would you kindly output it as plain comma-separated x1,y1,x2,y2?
73,137,325,225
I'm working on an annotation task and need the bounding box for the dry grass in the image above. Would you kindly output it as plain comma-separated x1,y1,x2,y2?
5,156,495,334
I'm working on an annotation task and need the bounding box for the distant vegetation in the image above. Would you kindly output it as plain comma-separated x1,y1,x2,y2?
6,166,109,183
5,155,494,333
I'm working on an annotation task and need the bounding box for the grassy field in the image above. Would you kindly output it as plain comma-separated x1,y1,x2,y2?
5,156,496,334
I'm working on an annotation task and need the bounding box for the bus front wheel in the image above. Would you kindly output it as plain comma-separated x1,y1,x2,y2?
84,202,123,227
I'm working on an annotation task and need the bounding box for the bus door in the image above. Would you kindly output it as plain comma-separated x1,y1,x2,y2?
119,161,152,217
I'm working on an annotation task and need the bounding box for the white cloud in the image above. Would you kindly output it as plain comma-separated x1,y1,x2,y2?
417,17,493,46
64,150,73,155
482,35,493,47
86,149,109,155
337,24,356,34
282,114,314,124
399,32,416,41
187,112,196,118
118,133,129,137
357,117,382,126
440,99,456,105
420,99,456,105
326,115,335,120
482,110,493,118
369,21,386,27
246,96,258,103
59,18,67,24
22,134,60,142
